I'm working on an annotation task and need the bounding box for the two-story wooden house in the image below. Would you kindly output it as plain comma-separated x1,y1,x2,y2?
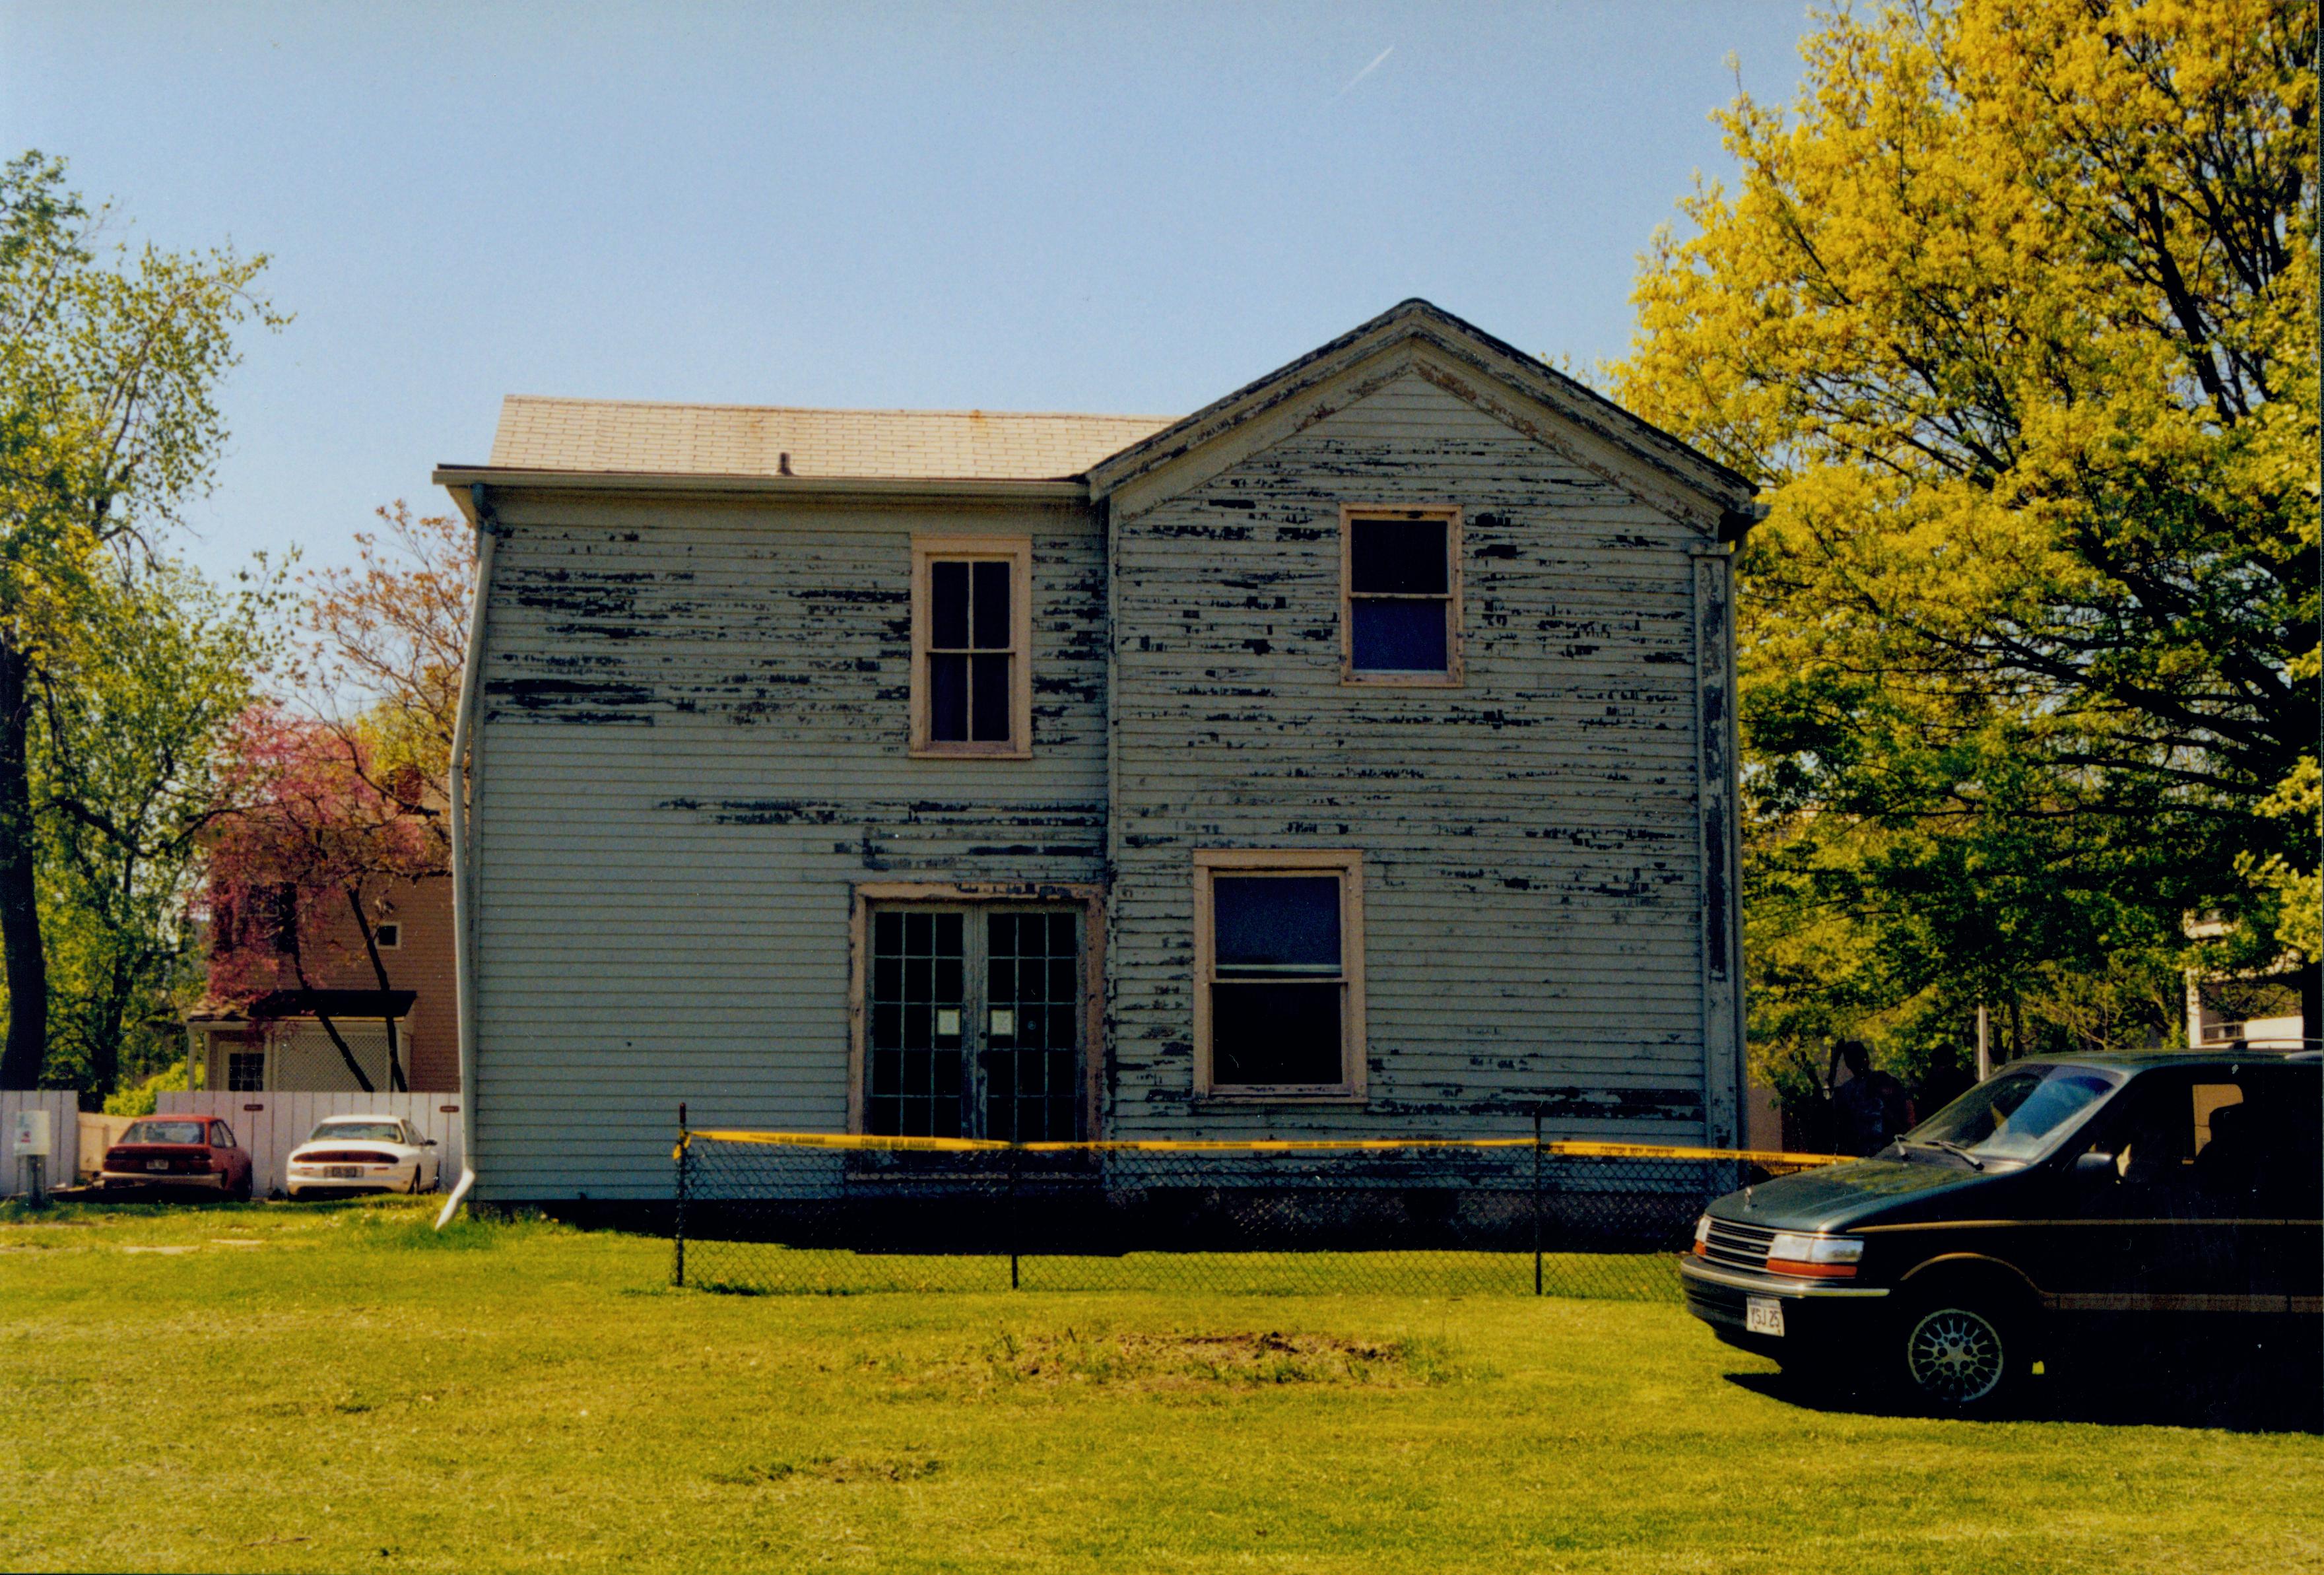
185,874,460,1094
433,300,1756,1203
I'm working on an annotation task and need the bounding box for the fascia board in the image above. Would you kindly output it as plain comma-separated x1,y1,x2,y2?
430,466,1091,510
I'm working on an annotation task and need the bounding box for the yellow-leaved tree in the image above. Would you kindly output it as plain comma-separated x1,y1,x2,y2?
1614,0,2317,1098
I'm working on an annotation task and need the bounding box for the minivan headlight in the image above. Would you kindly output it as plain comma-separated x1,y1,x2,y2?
1765,1232,1864,1278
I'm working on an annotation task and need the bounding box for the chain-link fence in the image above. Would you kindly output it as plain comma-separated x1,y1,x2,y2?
674,1121,1839,1302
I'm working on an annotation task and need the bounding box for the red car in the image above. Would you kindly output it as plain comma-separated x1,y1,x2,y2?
99,1118,254,1201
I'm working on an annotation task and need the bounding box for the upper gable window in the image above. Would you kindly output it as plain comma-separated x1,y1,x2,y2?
1341,506,1462,686
911,537,1032,758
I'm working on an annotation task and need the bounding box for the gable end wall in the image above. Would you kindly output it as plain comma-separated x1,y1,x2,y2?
1107,372,1717,1139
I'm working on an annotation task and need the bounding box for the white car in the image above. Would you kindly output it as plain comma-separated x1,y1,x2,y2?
284,1116,442,1198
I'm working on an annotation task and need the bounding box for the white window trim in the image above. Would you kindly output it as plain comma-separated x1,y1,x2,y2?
1191,849,1367,1101
909,536,1034,760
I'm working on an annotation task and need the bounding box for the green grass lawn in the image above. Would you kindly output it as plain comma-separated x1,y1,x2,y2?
4,1197,2319,1574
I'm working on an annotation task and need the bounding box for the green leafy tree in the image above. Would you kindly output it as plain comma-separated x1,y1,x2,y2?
37,562,279,1097
0,150,281,1088
1613,0,2319,1084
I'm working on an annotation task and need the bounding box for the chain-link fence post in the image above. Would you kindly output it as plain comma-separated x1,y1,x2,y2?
1007,1141,1021,1290
673,1102,688,1289
1531,1104,1544,1296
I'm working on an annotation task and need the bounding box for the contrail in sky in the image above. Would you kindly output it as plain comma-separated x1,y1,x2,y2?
1335,46,1394,100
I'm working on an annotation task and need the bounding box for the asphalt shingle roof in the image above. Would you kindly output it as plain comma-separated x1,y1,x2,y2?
488,395,1176,482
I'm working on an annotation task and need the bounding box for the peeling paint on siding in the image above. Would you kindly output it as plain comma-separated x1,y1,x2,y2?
1108,372,1715,1141
465,367,1743,1197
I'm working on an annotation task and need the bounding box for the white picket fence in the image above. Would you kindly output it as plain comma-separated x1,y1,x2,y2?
1,1090,81,1197
157,1090,465,1199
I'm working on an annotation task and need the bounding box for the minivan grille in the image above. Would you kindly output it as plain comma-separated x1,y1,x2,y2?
1702,1218,1776,1273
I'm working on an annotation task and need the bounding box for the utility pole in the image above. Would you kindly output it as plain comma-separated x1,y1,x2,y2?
1975,1003,1991,1081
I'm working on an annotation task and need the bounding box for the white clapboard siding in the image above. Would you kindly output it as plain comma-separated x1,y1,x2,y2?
1106,371,1716,1140
1,1090,81,1196
467,497,1108,1199
157,1090,465,1198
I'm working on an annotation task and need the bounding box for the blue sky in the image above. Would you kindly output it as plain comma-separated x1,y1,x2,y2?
1,2,1816,586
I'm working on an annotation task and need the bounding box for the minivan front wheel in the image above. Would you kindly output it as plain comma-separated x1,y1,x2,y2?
1900,1300,2022,1412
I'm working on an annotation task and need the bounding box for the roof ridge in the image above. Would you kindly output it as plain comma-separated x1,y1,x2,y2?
500,393,1176,423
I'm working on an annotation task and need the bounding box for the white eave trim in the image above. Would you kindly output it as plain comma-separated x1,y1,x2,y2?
431,466,1091,516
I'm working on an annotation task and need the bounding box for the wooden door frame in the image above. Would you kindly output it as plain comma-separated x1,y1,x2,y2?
848,881,1106,1138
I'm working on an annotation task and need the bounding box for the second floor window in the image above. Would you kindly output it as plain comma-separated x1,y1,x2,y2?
1343,506,1462,685
911,537,1032,758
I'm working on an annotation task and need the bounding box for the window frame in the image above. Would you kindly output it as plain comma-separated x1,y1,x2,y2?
1191,849,1368,1102
372,922,401,951
909,536,1035,759
1340,504,1463,688
224,1047,268,1093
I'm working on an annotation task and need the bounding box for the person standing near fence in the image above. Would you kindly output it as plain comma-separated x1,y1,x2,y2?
1828,1040,1914,1156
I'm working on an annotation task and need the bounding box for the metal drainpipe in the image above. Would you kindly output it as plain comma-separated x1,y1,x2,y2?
435,483,500,1229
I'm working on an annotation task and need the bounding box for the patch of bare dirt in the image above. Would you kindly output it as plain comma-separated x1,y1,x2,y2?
930,1327,1458,1391
710,1452,943,1487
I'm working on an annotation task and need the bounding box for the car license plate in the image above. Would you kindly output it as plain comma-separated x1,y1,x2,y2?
147,1160,168,1172
326,1166,363,1179
1746,1297,1785,1337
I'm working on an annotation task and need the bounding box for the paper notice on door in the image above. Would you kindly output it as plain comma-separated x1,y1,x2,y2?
935,1009,961,1036
989,1009,1016,1037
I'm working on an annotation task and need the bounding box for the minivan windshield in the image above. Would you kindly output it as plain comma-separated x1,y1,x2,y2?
1898,1065,2123,1166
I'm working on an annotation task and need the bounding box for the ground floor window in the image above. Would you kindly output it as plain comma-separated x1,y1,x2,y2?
1192,850,1366,1098
864,901,1084,1141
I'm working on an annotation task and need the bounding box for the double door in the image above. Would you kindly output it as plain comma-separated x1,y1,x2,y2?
864,904,1084,1142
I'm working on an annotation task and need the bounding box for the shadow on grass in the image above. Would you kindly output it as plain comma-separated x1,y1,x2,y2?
1727,1345,2324,1434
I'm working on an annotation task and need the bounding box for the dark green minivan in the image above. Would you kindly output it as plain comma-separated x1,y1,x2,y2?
1680,1052,2321,1411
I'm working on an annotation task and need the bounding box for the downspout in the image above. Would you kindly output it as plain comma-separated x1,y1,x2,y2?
436,483,501,1228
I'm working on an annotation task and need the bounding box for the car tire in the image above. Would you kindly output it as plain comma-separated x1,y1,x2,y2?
229,1171,252,1203
1898,1297,2028,1414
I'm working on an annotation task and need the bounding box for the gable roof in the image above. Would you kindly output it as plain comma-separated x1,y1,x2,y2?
488,395,1174,483
1083,298,1758,534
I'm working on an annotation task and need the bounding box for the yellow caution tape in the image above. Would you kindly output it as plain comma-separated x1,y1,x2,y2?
681,1128,1841,1168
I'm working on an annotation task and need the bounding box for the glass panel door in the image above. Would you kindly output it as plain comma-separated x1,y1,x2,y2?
865,904,1080,1141
983,910,1082,1143
867,909,966,1137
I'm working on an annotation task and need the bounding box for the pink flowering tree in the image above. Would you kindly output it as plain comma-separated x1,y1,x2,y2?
204,704,442,1092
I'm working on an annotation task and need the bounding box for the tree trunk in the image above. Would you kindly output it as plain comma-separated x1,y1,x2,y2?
344,886,406,1092
89,955,131,1100
308,1011,376,1095
0,637,48,1089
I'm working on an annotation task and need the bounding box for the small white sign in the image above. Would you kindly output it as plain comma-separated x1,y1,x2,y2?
989,1009,1016,1038
1745,1296,1785,1338
935,1009,961,1037
10,1109,50,1157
